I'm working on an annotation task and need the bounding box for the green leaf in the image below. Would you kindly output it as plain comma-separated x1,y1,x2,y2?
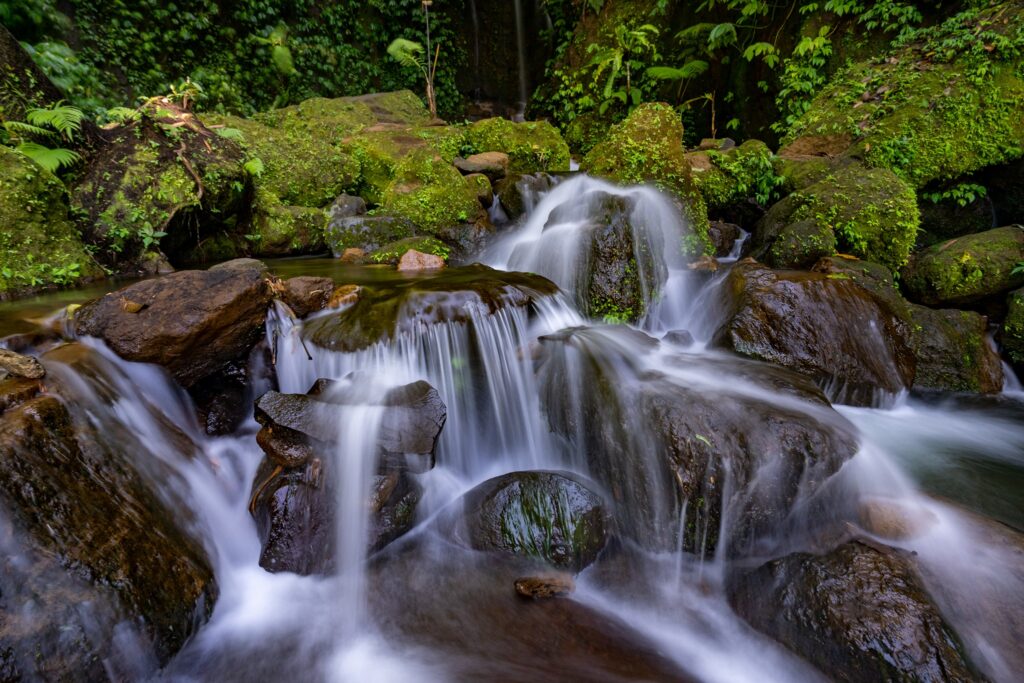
387,38,426,71
272,45,296,75
215,127,245,141
15,143,81,173
243,157,265,177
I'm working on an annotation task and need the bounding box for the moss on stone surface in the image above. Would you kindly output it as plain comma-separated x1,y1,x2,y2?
465,118,571,174
379,149,485,234
252,189,327,256
0,147,99,296
368,236,450,265
901,225,1024,306
582,103,710,254
1003,287,1024,365
783,3,1024,188
689,140,781,211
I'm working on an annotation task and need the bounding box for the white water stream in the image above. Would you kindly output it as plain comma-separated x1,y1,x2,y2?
15,175,1021,681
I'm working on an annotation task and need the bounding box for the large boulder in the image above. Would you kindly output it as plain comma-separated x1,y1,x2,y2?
781,2,1024,190
687,139,779,218
901,226,1024,306
250,379,446,574
378,148,488,235
465,118,570,174
713,260,916,405
536,326,858,556
301,266,557,352
454,471,609,572
812,256,1003,393
494,172,557,221
0,347,216,666
73,259,271,387
753,164,919,272
581,103,710,251
728,541,976,682
0,145,100,297
325,214,416,255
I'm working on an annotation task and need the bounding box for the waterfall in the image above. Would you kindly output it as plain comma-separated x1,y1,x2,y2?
513,0,529,119
469,0,482,101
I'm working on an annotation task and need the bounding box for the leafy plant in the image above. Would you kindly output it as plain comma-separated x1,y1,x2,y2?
587,24,661,113
388,38,439,118
1,100,83,172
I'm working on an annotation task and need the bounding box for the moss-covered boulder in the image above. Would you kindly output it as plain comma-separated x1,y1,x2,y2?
901,226,1024,306
582,102,710,252
687,140,780,213
367,236,450,265
325,215,416,255
782,4,1024,189
456,470,609,572
379,148,486,233
252,190,327,256
755,164,919,272
465,118,571,174
71,112,248,267
0,146,99,297
1003,287,1024,365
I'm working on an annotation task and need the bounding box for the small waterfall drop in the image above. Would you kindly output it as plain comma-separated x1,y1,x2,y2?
512,0,529,119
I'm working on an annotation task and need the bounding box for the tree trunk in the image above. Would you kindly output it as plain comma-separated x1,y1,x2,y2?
0,24,64,122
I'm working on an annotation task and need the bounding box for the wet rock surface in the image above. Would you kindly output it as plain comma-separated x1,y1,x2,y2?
455,470,609,571
73,259,272,387
728,541,976,683
301,265,557,352
281,275,335,317
714,260,916,405
250,379,446,574
0,348,45,379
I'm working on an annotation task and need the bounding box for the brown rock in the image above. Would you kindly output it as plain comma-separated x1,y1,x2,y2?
858,497,938,540
339,247,366,263
514,573,576,599
73,259,271,387
0,376,41,412
397,249,446,272
466,172,494,208
455,151,510,180
327,284,361,308
282,276,334,317
0,348,45,379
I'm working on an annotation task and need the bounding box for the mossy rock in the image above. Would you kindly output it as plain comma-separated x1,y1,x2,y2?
253,191,328,256
367,237,450,265
71,115,247,266
582,102,710,253
783,4,1024,189
1003,287,1024,365
325,214,417,256
688,140,780,212
379,149,485,234
756,164,918,272
465,118,571,174
901,225,1024,306
0,146,99,296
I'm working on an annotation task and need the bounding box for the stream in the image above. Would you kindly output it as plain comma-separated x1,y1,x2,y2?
2,175,1023,682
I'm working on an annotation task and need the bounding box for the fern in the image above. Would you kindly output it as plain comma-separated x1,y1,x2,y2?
387,38,427,72
3,120,55,138
24,102,83,142
216,127,246,141
15,142,81,173
243,157,265,177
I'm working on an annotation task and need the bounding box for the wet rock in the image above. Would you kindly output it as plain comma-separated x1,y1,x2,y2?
325,214,416,255
74,259,271,387
302,265,557,352
369,469,422,552
328,193,367,220
812,256,1004,393
514,573,575,599
0,348,45,379
281,276,334,318
0,376,41,413
714,260,916,405
327,284,361,308
455,151,509,180
0,393,215,663
902,226,1024,306
857,497,938,541
1002,287,1024,366
188,359,255,436
397,249,445,272
495,172,556,220
456,470,609,572
662,329,694,346
728,541,976,683
707,220,743,258
537,326,858,556
339,247,367,263
916,191,995,248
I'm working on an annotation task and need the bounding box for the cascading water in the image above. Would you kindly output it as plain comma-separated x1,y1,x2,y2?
512,0,529,120
3,173,1023,682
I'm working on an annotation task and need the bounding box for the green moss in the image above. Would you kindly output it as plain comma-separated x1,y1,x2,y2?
690,140,781,211
379,149,484,233
901,225,1024,305
784,3,1024,188
582,103,711,255
792,165,919,271
465,118,571,174
1003,288,1024,365
252,189,327,256
768,219,838,269
0,146,99,295
368,236,450,264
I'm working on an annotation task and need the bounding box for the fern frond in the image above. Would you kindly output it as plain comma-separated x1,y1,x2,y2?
387,38,426,71
25,101,83,141
15,143,81,173
4,121,56,138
